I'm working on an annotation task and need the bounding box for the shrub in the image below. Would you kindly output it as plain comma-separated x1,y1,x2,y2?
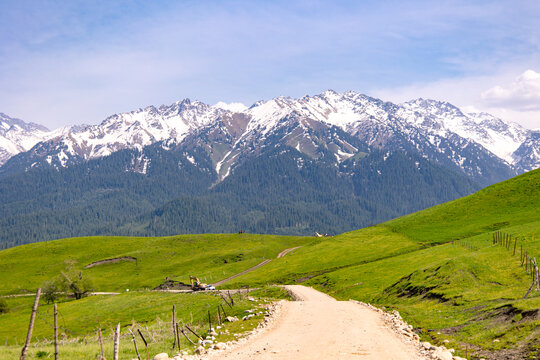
42,280,60,304
0,297,8,314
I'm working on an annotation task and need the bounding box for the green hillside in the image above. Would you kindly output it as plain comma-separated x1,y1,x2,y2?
0,233,311,295
224,169,540,358
0,233,308,359
0,169,538,359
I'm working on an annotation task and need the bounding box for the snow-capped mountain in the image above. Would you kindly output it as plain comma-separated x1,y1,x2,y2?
1,91,538,184
513,130,540,171
0,113,51,166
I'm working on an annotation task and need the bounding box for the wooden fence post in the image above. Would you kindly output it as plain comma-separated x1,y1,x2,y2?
534,258,540,291
113,323,120,360
128,329,141,360
523,258,539,299
137,329,149,360
220,304,228,318
172,305,177,349
184,324,202,340
20,288,41,360
217,306,222,324
180,325,196,345
175,323,181,350
98,329,105,360
54,303,59,360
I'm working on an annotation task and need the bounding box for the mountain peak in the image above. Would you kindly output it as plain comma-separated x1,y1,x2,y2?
1,91,538,178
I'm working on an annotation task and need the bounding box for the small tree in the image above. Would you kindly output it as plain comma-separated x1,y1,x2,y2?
57,269,93,300
42,280,60,304
0,297,8,314
49,260,94,300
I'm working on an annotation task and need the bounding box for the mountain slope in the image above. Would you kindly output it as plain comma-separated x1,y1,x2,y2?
1,91,536,183
0,113,50,166
223,169,540,359
1,169,538,359
0,91,537,247
0,141,479,247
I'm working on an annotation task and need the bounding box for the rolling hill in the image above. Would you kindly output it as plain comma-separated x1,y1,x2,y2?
0,169,539,358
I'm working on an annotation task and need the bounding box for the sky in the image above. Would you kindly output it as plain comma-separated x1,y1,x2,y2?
0,0,539,129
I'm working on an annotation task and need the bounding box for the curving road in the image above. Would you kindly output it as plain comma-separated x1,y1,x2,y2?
212,246,302,287
206,285,426,360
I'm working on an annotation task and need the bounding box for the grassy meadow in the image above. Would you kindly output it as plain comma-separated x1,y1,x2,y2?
0,169,539,359
0,233,312,295
0,289,280,359
223,169,540,358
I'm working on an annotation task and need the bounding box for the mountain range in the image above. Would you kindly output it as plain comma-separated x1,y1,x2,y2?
0,91,538,248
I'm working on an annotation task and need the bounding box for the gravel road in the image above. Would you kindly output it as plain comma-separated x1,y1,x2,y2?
205,285,427,359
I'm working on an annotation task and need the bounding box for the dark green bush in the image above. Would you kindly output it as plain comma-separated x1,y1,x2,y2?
0,297,8,314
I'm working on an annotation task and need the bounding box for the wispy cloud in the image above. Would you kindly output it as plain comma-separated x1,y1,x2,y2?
0,1,539,128
481,70,540,111
372,67,540,129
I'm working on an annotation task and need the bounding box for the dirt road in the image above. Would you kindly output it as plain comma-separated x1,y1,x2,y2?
212,246,302,287
206,285,426,360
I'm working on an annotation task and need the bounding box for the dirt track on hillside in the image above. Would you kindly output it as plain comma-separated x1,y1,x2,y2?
205,285,427,360
212,246,302,287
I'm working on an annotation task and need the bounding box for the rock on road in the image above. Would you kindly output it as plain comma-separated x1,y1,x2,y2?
206,285,426,360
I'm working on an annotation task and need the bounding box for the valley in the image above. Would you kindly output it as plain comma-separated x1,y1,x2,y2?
1,168,538,359
3,91,539,248
3,3,539,359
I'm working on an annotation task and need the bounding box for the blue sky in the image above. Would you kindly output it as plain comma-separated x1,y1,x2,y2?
1,0,539,128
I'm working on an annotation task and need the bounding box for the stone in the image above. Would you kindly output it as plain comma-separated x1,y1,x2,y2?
202,339,213,346
453,357,467,360
214,342,228,350
225,316,239,322
432,348,453,360
443,339,450,344
421,341,435,350
194,346,205,355
153,353,169,360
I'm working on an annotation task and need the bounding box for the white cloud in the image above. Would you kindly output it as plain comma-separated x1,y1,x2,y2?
213,102,248,112
481,70,540,111
372,69,540,130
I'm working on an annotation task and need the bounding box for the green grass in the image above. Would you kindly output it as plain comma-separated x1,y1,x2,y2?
1,169,539,359
0,233,312,295
223,169,540,358
0,289,277,359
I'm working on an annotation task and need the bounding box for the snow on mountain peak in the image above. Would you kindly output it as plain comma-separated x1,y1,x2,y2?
1,91,538,176
0,113,51,165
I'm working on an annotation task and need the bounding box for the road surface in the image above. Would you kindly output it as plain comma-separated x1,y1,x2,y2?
206,285,426,360
212,246,302,287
